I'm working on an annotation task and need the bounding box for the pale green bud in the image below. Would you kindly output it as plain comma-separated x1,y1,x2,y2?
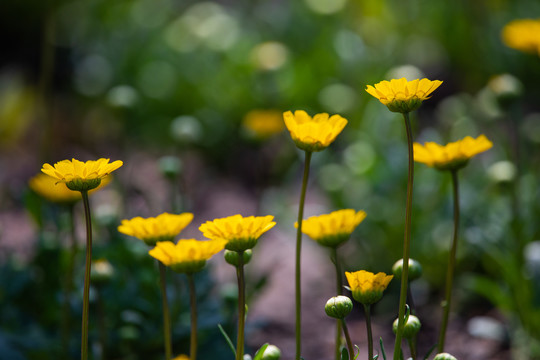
392,258,422,282
433,353,457,360
262,345,281,360
324,296,353,319
392,315,421,339
224,250,252,267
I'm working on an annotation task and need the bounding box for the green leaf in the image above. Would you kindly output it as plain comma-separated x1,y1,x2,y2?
379,338,387,360
253,343,269,360
218,324,236,357
354,345,360,360
341,347,349,360
423,343,438,360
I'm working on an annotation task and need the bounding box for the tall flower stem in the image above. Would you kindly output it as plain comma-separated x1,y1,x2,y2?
188,274,198,360
341,319,355,360
331,248,343,360
80,191,92,360
437,170,460,353
158,262,172,360
393,112,414,360
236,252,246,360
295,151,312,360
364,304,374,360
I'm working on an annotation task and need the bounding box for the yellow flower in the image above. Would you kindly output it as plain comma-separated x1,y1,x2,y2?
345,270,393,305
502,18,540,55
414,135,493,171
149,239,226,274
283,110,348,152
41,158,123,191
29,173,112,204
296,209,367,248
365,78,443,113
172,356,190,360
118,213,194,246
243,109,285,139
199,214,276,252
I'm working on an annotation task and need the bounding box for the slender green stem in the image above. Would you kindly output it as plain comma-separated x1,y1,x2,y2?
295,151,312,360
406,337,417,360
342,319,355,360
236,252,246,360
188,274,198,360
393,112,414,360
437,170,460,353
159,262,172,360
81,191,92,360
61,204,77,358
331,248,343,360
364,305,373,360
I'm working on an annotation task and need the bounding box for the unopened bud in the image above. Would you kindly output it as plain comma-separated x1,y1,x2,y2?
325,296,353,319
392,258,422,282
392,315,421,339
224,250,252,267
433,353,457,360
262,345,281,360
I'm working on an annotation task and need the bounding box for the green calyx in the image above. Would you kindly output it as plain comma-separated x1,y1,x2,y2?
352,289,383,306
66,178,102,191
225,237,258,252
170,260,206,274
386,98,423,113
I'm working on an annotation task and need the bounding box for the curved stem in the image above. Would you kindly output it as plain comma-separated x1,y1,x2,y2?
437,170,460,353
341,319,355,360
236,252,246,360
295,151,312,360
159,262,172,360
332,248,343,360
393,112,414,360
188,274,198,360
81,191,92,360
364,305,373,360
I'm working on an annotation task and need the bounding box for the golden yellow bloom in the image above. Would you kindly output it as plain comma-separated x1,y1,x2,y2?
283,110,347,152
502,18,540,55
172,356,190,360
41,158,123,191
243,109,285,139
345,270,393,305
414,135,493,171
29,173,112,204
365,78,443,113
149,239,226,274
199,214,276,252
118,213,194,246
296,209,367,248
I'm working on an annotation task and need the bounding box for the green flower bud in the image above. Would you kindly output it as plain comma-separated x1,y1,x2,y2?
324,296,353,319
262,345,281,360
224,250,252,267
159,156,183,179
392,258,422,282
392,315,421,339
433,353,457,360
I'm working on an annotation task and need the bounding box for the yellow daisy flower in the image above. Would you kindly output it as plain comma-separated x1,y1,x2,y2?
243,109,285,139
345,270,393,305
199,214,276,252
29,173,112,204
365,78,443,113
172,355,190,360
413,135,493,171
296,209,367,248
149,239,226,274
502,18,540,55
283,110,348,152
118,212,194,246
41,158,123,191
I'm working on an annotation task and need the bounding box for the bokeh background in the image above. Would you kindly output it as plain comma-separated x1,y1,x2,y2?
1,0,540,359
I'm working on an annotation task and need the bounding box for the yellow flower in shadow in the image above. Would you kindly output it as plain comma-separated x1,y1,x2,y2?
172,355,190,360
149,239,226,274
29,173,112,204
118,213,194,246
414,135,493,171
365,78,443,113
345,270,393,305
42,158,123,191
243,109,285,139
283,110,348,152
296,209,367,248
502,18,540,55
199,214,276,252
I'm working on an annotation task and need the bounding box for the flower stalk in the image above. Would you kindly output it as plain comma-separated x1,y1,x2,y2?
331,248,343,360
437,170,460,353
81,191,92,360
393,112,414,360
236,251,246,360
159,262,172,360
364,304,374,360
188,274,198,360
295,150,312,360
341,319,355,359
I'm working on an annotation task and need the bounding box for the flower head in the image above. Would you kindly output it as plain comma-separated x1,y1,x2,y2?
172,355,191,360
502,18,540,55
118,212,194,246
283,110,347,152
414,135,493,171
41,158,123,191
149,239,226,274
345,270,393,305
296,209,367,248
243,109,285,139
365,78,443,113
29,173,112,204
199,214,276,252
